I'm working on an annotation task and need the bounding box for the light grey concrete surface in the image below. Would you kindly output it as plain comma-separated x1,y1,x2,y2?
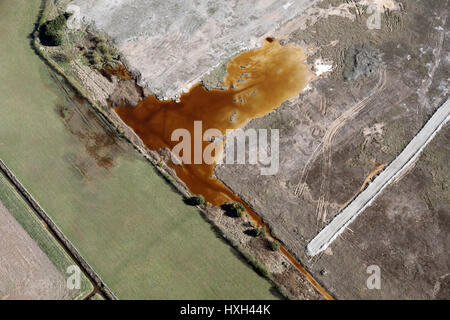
307,98,450,256
70,0,317,99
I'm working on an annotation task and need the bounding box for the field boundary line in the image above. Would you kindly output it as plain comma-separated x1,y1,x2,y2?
0,159,117,300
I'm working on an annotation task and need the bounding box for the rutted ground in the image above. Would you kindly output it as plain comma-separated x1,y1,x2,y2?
308,123,450,299
215,0,449,298
307,98,450,256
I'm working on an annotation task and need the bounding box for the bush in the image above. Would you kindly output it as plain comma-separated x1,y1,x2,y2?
254,260,270,278
88,49,102,65
40,14,68,46
87,38,117,66
104,52,114,64
229,202,245,217
46,28,63,46
249,227,265,237
97,42,108,55
241,252,271,279
188,195,205,206
269,240,280,251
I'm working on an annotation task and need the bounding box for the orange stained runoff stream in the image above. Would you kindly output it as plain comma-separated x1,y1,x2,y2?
115,38,313,208
115,39,333,299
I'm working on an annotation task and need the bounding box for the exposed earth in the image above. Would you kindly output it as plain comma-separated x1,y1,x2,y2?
215,0,449,299
70,0,319,100
15,0,449,300
0,201,72,300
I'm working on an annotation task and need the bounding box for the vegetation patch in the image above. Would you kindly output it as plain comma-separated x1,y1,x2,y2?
39,13,70,46
269,240,280,251
87,36,118,67
421,126,450,202
343,44,383,81
201,59,229,90
222,202,246,217
382,122,409,156
185,194,205,206
249,255,271,278
247,226,266,237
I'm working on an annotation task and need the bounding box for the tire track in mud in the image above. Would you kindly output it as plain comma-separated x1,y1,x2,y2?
295,69,387,229
307,97,450,256
417,15,446,119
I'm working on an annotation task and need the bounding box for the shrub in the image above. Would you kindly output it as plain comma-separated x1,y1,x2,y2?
188,195,205,206
254,260,270,278
269,240,280,251
86,38,117,66
249,227,265,237
230,202,245,217
40,14,68,46
104,52,114,64
241,252,271,279
46,28,63,46
97,42,108,55
88,49,102,65
50,14,67,30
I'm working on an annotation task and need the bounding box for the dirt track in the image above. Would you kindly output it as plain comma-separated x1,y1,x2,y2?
295,68,387,227
307,98,450,256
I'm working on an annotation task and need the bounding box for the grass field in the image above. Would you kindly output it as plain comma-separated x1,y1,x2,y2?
0,173,93,299
89,293,105,300
0,0,279,299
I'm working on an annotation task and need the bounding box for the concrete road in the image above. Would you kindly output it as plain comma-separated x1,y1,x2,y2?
307,98,450,256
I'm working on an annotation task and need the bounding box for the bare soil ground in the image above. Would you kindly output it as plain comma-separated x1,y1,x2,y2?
0,196,75,300
43,0,448,299
308,123,450,299
70,0,319,100
215,0,449,299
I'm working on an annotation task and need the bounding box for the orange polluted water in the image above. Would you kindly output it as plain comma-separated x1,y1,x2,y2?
115,39,333,300
115,39,313,208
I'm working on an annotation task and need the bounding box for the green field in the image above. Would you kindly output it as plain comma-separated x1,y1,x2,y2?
0,0,279,299
89,293,105,300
